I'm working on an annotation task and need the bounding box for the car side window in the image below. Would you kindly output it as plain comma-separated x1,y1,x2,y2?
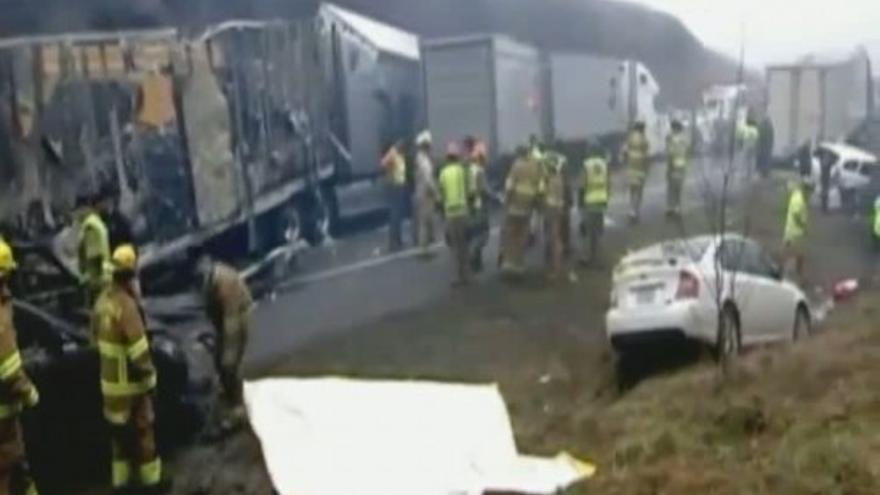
716,240,747,272
843,160,859,172
742,242,776,279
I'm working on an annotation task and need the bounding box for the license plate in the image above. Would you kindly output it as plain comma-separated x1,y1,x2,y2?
633,287,657,305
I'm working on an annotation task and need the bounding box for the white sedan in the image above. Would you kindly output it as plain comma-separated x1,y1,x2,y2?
605,235,811,359
808,142,878,192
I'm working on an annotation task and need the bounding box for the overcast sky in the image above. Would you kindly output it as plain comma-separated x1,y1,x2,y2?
624,0,880,72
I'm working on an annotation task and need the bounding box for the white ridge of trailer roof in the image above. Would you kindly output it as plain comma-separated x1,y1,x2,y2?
0,28,178,49
323,3,419,61
767,46,869,69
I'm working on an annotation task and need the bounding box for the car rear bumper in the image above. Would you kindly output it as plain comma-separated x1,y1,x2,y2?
606,302,714,351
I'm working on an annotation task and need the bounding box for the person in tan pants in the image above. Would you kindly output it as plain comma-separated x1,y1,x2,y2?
500,147,544,275
438,142,472,286
413,131,438,255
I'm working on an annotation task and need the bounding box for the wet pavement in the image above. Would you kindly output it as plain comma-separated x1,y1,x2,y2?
244,158,736,374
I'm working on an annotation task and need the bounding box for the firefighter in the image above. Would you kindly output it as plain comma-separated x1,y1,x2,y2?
193,250,253,431
93,244,170,494
543,153,568,280
528,135,543,161
873,196,880,251
76,193,111,308
737,118,760,172
464,136,492,272
438,142,471,286
579,142,610,266
622,121,650,223
544,143,574,268
380,140,409,252
783,178,810,284
0,240,40,495
666,120,689,218
413,131,438,255
500,146,545,275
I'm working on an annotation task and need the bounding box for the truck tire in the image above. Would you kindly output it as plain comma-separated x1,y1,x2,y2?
300,188,331,246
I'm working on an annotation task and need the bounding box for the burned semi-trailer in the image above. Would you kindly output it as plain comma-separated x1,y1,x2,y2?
0,17,340,486
0,18,338,287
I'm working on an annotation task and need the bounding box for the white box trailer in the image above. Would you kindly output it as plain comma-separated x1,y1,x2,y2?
546,53,665,152
422,35,544,163
767,47,874,157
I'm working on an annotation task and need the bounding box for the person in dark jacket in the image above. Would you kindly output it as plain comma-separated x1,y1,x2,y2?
97,183,135,250
757,117,775,177
798,140,813,179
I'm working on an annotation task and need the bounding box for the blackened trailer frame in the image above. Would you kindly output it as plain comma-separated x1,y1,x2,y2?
0,19,335,270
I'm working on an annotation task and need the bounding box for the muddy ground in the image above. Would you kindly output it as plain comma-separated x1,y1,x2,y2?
73,175,878,494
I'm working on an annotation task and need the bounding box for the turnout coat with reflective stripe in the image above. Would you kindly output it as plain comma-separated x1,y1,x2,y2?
0,292,38,419
92,284,156,424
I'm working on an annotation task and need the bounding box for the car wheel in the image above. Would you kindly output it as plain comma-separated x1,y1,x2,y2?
715,305,741,362
792,305,811,341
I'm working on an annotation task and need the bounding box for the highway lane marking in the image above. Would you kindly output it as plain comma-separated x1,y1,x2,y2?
280,227,502,287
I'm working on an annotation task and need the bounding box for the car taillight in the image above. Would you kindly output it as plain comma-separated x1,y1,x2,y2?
676,270,700,300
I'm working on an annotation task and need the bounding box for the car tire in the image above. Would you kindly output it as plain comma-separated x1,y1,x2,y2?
714,305,741,362
792,305,811,341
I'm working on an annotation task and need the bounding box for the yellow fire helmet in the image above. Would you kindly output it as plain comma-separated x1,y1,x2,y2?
0,240,16,275
112,244,138,272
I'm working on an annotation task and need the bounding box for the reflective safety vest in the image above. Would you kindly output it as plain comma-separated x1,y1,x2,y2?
784,188,808,243
624,131,649,167
439,162,469,219
0,296,39,420
79,212,112,287
93,284,157,424
874,199,880,238
666,132,689,170
382,147,407,186
583,157,609,206
623,131,650,184
737,124,759,146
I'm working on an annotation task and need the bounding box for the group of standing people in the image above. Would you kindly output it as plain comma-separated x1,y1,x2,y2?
498,138,610,281
384,118,697,286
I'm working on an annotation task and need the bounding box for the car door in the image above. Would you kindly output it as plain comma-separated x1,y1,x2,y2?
716,240,763,343
840,159,861,190
740,241,795,340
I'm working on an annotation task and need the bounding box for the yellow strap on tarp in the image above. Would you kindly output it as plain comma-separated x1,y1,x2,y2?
558,451,597,479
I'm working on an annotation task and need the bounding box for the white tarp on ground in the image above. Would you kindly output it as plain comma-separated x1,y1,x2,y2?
244,378,595,495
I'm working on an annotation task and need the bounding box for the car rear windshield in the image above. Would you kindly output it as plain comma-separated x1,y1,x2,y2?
662,238,712,262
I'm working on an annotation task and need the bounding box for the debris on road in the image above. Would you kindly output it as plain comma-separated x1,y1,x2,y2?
245,378,596,495
832,278,860,302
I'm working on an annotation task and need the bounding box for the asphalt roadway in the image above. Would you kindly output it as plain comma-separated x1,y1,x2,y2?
244,157,737,375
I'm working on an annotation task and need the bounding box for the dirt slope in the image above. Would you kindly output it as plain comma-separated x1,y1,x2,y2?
567,296,880,494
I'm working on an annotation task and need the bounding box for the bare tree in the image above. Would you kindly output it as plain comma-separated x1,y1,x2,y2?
674,27,761,371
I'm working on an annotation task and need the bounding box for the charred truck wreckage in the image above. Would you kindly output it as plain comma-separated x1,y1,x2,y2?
0,9,418,485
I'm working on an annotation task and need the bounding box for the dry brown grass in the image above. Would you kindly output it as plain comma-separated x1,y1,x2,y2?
545,294,880,495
